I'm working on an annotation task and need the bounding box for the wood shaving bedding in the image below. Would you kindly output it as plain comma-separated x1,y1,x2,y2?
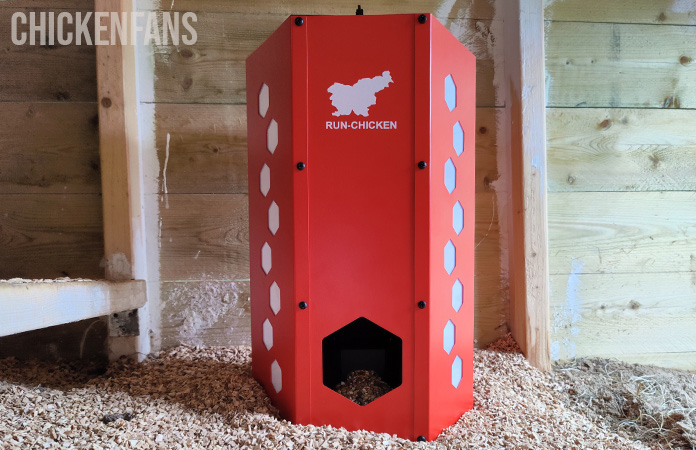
0,341,648,449
552,357,696,449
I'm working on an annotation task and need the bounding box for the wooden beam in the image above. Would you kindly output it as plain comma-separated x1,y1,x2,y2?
95,0,148,360
0,280,146,337
503,0,550,370
96,0,139,281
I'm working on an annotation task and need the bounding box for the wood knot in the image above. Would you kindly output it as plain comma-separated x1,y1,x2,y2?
658,12,667,22
56,91,70,101
599,119,612,129
567,175,575,185
479,126,487,134
101,97,112,108
180,48,194,58
181,77,193,90
680,55,692,66
648,154,660,169
628,300,641,310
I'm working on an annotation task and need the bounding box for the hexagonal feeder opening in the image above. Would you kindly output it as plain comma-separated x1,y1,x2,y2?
322,317,402,406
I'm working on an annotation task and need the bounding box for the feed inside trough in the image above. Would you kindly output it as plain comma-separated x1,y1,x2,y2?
335,369,393,406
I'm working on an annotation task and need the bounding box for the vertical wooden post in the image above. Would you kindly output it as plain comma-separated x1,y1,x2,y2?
503,0,551,370
95,0,148,360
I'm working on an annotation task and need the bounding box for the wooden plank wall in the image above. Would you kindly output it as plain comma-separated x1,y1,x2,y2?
0,4,103,279
545,0,696,369
141,0,510,349
0,1,107,361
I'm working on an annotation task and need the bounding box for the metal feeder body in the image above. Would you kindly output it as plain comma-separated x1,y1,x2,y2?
246,13,475,441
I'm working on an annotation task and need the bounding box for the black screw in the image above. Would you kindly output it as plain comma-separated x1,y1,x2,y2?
418,161,427,169
297,162,306,170
418,14,427,24
295,17,304,26
418,301,427,309
298,301,308,310
417,436,426,442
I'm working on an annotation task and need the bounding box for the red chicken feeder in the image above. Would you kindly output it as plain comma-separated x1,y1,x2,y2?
246,13,475,441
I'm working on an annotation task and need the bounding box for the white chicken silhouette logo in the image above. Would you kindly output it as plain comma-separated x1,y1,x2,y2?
327,71,393,117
